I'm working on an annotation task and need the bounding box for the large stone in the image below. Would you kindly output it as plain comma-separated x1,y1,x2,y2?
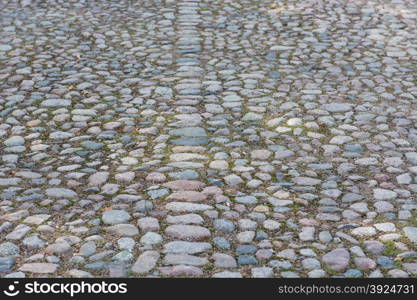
131,251,160,274
373,188,397,201
322,248,350,272
164,254,208,266
4,136,25,147
45,242,71,255
41,99,71,107
165,202,212,212
163,241,211,254
404,227,417,244
19,263,58,274
0,242,19,256
105,224,139,236
213,219,235,233
140,232,163,245
351,227,377,237
163,180,205,191
159,265,203,276
293,177,321,185
102,210,131,225
166,191,207,202
165,225,210,240
321,103,352,112
45,188,77,198
137,217,160,232
88,172,109,186
169,127,207,137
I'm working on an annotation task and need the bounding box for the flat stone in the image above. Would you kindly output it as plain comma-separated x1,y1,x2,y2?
105,224,139,236
212,253,237,268
22,236,45,250
0,44,12,51
4,136,25,147
163,241,211,254
299,227,315,241
351,227,377,237
163,180,205,191
41,99,71,107
354,257,376,271
213,237,230,250
374,201,394,213
293,177,321,185
22,214,50,225
403,263,417,275
102,210,131,225
374,223,396,232
242,112,262,121
322,248,350,272
166,191,207,202
137,217,160,232
251,267,274,278
45,188,77,198
165,202,212,212
0,242,19,256
0,178,22,186
131,251,160,274
0,257,16,273
140,232,163,245
342,193,364,202
171,137,208,146
321,103,352,112
169,127,207,137
236,195,257,204
302,258,321,270
212,271,242,278
404,227,417,244
147,188,169,199
213,219,235,233
166,214,204,225
134,200,154,212
373,188,397,201
209,160,228,170
6,224,31,240
237,245,257,255
159,265,203,276
88,172,109,186
251,150,272,160
19,263,58,274
165,225,210,240
66,269,93,278
224,174,244,186
238,255,258,265
80,141,103,150
164,254,208,266
45,242,71,255
2,210,29,222
79,242,96,257
49,131,73,139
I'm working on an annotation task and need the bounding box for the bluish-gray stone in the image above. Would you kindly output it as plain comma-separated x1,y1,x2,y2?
213,237,230,250
169,127,207,137
171,137,208,146
236,245,257,255
238,255,258,265
213,219,235,233
147,189,169,199
81,141,104,150
344,269,363,278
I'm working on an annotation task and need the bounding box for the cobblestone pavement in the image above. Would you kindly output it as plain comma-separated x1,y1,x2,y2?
0,0,417,278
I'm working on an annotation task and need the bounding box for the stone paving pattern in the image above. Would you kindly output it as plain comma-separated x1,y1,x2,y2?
0,0,417,278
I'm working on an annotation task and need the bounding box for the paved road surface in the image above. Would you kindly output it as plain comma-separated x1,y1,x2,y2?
0,0,417,278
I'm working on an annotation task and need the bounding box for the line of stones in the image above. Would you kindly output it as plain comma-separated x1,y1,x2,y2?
167,0,208,178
